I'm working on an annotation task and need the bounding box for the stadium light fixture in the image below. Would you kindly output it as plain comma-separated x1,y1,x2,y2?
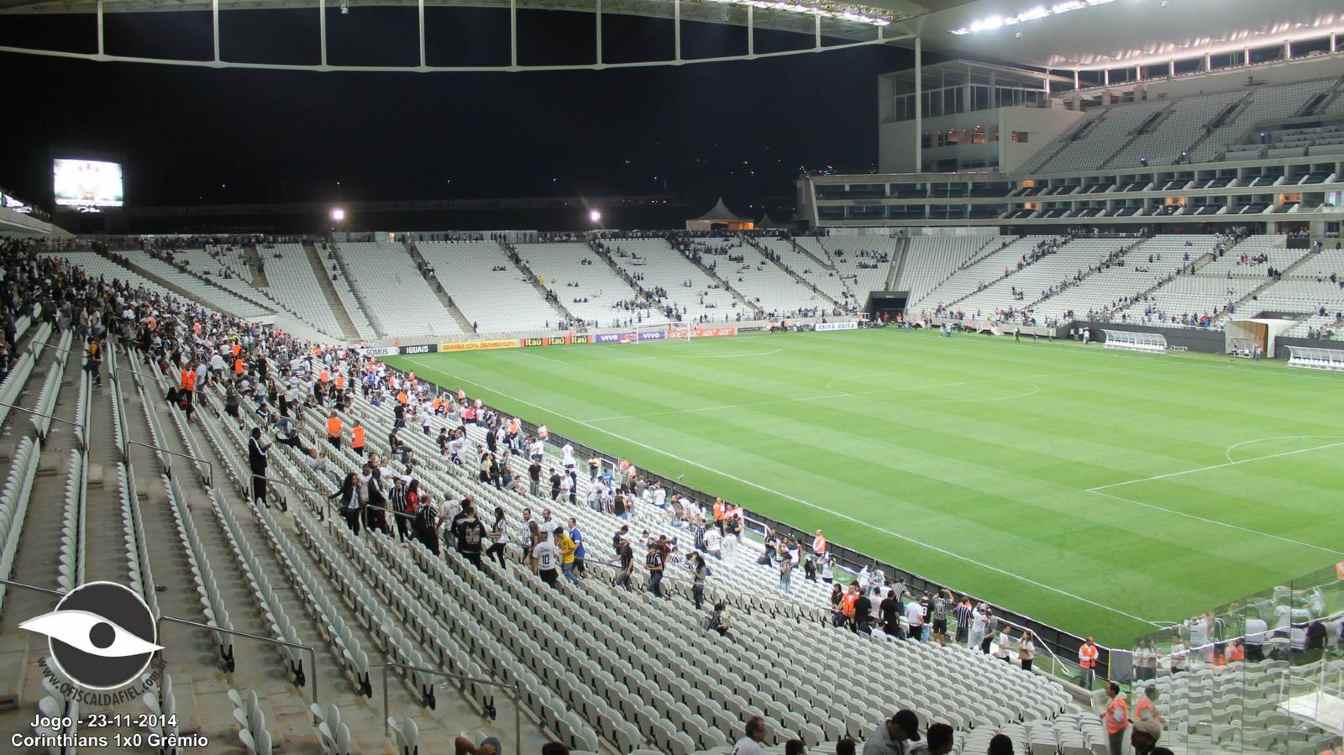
702,0,891,27
949,0,1115,35
588,209,602,224
330,207,346,223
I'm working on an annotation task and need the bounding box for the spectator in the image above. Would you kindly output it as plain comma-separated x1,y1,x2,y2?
691,552,709,610
853,585,872,635
1018,629,1035,672
453,735,502,755
247,427,270,508
646,541,666,597
879,587,902,639
904,595,925,642
732,716,768,755
987,734,1013,755
785,740,806,755
835,739,855,755
532,529,561,586
557,526,578,583
706,601,730,636
921,724,953,755
486,507,508,568
864,710,919,755
331,471,361,534
567,517,585,577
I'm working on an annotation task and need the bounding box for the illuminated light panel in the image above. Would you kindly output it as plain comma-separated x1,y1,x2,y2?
950,0,1115,35
702,0,892,27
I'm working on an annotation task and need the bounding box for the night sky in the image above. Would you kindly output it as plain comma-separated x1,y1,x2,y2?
0,8,914,228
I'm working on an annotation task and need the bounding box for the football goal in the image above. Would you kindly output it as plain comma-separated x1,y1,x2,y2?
1101,329,1168,354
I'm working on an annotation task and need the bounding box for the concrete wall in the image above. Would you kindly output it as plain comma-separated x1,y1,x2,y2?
879,105,1084,174
878,119,920,174
998,106,1087,174
1274,335,1343,360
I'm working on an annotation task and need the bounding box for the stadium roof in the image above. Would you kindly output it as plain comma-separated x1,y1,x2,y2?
1,0,1338,74
898,0,1344,70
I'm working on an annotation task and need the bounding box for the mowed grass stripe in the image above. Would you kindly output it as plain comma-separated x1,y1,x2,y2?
387,329,1344,643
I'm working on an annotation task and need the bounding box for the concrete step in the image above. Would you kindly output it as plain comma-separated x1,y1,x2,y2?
303,241,361,340
0,339,85,739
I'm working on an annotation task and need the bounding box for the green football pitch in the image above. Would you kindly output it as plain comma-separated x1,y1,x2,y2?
386,328,1344,645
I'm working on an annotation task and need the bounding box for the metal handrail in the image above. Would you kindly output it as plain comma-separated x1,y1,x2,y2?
126,439,213,487
992,615,1076,683
0,400,84,434
0,577,66,597
374,662,522,755
155,615,319,704
0,579,319,705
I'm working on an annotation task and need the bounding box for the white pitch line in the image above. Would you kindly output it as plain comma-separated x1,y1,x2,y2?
1222,435,1344,464
405,356,1163,628
1087,489,1344,557
1087,440,1344,492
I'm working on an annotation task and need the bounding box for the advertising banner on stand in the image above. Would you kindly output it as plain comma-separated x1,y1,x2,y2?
399,343,439,355
669,325,739,339
440,339,522,352
595,331,637,344
638,330,667,342
814,321,859,332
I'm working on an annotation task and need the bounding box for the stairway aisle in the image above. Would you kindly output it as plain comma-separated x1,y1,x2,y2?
0,338,85,732
302,242,361,340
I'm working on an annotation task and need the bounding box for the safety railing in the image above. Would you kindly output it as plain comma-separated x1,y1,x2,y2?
375,662,523,755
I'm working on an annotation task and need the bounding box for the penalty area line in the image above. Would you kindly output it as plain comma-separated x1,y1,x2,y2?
1086,440,1344,492
404,356,1164,628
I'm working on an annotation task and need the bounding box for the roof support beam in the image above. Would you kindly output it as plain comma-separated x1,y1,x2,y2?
96,0,103,56
212,0,219,62
747,4,753,57
913,35,921,174
319,0,327,67
673,0,680,62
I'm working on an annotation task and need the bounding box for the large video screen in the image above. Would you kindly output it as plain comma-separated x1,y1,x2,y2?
53,159,124,208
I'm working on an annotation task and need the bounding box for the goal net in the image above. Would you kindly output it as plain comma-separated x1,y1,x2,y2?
1102,329,1168,354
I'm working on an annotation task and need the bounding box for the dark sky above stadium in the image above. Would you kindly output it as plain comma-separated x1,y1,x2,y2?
0,9,914,222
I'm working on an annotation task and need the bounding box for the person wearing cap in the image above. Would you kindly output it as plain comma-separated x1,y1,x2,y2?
863,710,918,755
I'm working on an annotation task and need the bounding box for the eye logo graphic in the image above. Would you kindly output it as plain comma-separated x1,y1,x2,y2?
20,581,162,691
